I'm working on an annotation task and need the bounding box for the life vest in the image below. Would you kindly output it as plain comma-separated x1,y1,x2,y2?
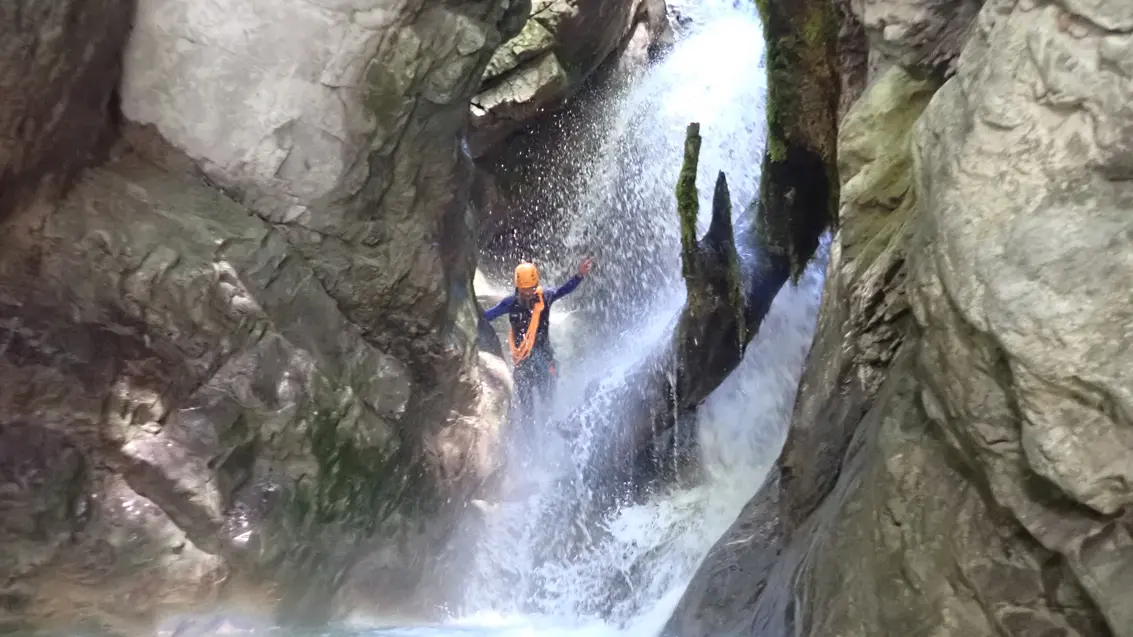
508,287,545,365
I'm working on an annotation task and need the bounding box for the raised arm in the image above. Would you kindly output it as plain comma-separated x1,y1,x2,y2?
546,275,583,303
483,295,516,321
546,257,592,303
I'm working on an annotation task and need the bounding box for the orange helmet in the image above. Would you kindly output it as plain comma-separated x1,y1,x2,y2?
514,262,539,288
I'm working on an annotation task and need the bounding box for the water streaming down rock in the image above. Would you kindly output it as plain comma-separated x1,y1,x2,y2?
448,2,826,633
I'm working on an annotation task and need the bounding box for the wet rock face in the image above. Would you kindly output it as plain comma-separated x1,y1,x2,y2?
0,0,133,219
0,423,228,637
468,0,672,156
666,1,1132,636
0,0,519,632
0,424,89,587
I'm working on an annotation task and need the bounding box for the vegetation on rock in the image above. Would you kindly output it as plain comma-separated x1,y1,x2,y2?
675,123,747,401
752,0,841,280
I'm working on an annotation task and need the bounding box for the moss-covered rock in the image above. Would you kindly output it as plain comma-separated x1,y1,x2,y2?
677,123,703,281
837,66,938,266
482,17,557,82
675,123,748,402
752,0,842,280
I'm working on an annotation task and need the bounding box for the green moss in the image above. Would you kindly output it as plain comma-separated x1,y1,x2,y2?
274,381,409,537
677,122,702,280
754,0,768,17
751,0,841,280
838,67,942,269
802,7,827,45
674,129,747,355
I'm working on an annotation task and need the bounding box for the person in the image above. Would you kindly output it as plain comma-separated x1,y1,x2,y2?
484,257,593,429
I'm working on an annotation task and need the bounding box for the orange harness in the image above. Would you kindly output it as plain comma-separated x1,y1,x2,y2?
509,288,545,365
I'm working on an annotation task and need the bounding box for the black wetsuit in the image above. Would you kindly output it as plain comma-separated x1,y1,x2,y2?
484,275,583,426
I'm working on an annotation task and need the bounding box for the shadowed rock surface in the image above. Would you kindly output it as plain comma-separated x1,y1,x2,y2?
856,0,983,74
466,0,674,258
0,0,133,221
663,1,1132,636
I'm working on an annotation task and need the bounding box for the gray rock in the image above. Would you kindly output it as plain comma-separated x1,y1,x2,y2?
0,0,520,631
778,65,938,528
910,1,1133,631
471,51,573,146
0,149,506,630
834,0,870,118
483,17,558,81
852,0,983,75
663,0,1133,624
0,424,227,636
119,0,525,405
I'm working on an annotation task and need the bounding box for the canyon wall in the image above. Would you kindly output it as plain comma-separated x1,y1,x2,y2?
664,1,1132,636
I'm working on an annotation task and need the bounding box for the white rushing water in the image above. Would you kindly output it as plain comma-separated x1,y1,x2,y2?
431,2,827,636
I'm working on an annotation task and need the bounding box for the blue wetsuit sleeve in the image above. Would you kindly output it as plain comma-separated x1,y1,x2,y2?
483,295,515,321
546,275,583,303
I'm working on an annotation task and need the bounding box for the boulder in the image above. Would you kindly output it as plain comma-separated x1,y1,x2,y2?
755,0,842,280
663,1,1133,635
852,0,983,76
468,0,673,156
910,2,1133,630
0,0,523,632
119,0,526,388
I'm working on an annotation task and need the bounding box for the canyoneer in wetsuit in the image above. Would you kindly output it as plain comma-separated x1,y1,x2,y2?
484,258,593,429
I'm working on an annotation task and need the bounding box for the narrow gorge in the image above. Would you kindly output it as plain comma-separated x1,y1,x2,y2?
1,0,1130,636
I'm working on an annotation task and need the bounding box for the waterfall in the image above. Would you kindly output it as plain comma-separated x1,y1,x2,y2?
432,1,826,635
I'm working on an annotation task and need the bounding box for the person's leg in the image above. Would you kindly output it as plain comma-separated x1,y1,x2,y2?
528,359,552,426
532,355,560,427
512,361,536,436
543,358,557,413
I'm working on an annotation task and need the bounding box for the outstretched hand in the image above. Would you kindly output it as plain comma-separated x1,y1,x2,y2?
578,257,594,277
